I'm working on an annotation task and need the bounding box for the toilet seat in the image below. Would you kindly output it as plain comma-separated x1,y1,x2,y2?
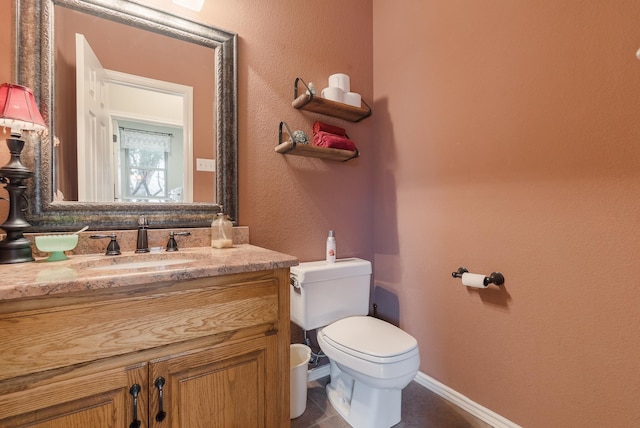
320,316,418,364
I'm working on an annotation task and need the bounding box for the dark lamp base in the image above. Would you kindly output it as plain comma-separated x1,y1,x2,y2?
0,136,35,263
0,238,34,264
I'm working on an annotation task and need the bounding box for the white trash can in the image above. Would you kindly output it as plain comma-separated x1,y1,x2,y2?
290,343,312,419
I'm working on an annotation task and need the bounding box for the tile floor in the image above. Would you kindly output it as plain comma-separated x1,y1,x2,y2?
291,376,493,428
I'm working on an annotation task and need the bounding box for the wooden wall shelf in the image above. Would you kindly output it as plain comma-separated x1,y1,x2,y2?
275,140,359,162
276,122,359,162
292,78,372,122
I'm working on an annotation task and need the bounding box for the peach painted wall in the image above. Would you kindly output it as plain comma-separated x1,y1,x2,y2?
373,1,640,427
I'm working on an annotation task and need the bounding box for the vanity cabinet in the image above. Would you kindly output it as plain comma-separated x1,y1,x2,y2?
0,268,290,427
0,363,147,428
150,338,268,427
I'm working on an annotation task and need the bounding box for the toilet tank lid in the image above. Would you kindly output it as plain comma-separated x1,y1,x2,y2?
290,258,372,283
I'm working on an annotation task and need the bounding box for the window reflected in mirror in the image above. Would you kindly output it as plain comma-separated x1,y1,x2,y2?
119,126,184,203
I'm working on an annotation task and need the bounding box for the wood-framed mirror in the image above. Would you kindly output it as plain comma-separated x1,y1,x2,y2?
15,0,237,231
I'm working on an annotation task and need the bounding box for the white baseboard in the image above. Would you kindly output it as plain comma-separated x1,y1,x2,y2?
414,371,521,428
307,366,519,427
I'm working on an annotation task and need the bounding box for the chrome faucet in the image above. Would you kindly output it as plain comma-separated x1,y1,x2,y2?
135,215,149,253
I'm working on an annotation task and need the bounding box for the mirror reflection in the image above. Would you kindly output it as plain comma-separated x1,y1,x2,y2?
54,5,214,203
16,0,238,230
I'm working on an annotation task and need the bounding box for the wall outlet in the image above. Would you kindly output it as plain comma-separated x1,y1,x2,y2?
196,158,215,172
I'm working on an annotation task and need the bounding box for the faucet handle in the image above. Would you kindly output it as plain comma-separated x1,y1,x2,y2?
90,233,121,256
166,231,191,252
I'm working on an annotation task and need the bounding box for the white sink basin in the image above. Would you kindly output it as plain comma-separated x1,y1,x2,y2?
71,252,207,272
88,258,197,271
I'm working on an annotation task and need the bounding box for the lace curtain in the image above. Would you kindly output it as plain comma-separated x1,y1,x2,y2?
120,128,172,153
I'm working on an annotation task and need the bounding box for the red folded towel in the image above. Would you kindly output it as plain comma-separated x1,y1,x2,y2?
313,131,357,151
312,121,346,137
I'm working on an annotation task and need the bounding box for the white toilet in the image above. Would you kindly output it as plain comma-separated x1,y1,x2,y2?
290,258,420,428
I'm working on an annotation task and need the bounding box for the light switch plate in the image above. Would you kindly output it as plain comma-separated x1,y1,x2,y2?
196,158,215,172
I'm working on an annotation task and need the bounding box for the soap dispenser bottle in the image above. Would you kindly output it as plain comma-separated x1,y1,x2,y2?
211,208,233,248
326,230,336,263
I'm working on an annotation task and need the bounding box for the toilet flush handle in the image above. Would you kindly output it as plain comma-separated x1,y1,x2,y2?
290,276,300,288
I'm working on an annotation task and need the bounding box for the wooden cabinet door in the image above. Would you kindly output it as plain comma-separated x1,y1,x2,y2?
0,362,147,428
149,338,270,428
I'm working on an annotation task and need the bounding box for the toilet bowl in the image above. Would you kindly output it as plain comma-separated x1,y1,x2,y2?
290,258,421,428
318,316,420,428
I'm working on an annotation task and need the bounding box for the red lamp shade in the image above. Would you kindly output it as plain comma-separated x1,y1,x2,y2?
0,83,46,134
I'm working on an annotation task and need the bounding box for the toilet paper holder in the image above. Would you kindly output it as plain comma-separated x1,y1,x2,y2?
451,267,505,287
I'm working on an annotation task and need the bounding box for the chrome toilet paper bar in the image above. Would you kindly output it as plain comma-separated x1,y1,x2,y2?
451,267,505,288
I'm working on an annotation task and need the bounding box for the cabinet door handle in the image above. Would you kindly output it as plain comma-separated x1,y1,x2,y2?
129,384,142,428
155,376,167,422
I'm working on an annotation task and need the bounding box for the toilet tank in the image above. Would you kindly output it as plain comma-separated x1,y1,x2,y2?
290,258,372,331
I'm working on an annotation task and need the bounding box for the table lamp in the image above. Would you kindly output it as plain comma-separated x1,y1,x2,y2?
0,83,46,263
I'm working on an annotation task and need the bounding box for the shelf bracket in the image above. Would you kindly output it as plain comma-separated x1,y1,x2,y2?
294,77,313,101
278,121,296,148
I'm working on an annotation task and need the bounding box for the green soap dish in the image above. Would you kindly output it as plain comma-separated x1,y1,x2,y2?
35,234,79,262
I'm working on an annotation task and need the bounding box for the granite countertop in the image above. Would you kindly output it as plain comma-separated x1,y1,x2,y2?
0,244,299,301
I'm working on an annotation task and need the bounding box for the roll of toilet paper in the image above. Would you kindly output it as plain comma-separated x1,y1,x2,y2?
344,92,361,108
321,86,345,103
461,272,487,288
329,73,350,93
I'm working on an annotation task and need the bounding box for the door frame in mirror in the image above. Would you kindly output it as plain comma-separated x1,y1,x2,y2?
15,0,238,231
